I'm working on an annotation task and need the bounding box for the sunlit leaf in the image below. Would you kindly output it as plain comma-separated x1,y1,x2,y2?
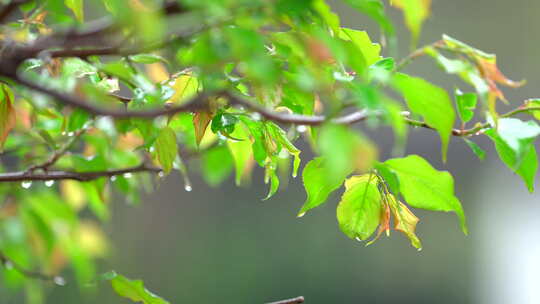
391,0,431,45
383,155,467,234
336,174,381,241
155,127,177,174
393,73,455,161
108,272,170,304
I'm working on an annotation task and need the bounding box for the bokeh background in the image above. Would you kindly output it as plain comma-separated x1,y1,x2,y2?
20,0,540,303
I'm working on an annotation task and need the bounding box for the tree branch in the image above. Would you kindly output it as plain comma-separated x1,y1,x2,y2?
265,296,305,304
0,163,161,182
0,0,30,24
0,251,61,283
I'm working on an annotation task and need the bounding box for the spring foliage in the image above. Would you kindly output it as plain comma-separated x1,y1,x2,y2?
0,0,538,302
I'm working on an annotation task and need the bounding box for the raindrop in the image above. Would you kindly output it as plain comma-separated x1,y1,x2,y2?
21,181,32,189
355,237,362,242
417,247,423,252
3,261,13,270
184,185,192,192
123,172,133,179
45,180,55,187
61,131,67,136
67,132,75,137
110,175,117,182
250,112,262,121
297,212,306,218
53,276,66,286
158,171,165,178
296,125,307,133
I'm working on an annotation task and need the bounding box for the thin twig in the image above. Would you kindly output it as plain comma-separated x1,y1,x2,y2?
25,128,86,173
265,296,305,304
0,251,59,282
0,163,161,182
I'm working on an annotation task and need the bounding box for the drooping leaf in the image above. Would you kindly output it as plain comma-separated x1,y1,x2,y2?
463,138,486,161
193,111,213,146
155,127,177,174
455,89,477,123
342,0,394,34
227,124,253,186
0,85,16,150
495,118,540,161
201,145,233,186
108,272,170,304
298,157,347,216
391,0,431,46
393,73,455,161
383,155,467,234
387,194,422,249
486,128,538,192
336,174,382,241
267,122,301,177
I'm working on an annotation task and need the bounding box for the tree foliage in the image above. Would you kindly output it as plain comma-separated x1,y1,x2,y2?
0,0,538,302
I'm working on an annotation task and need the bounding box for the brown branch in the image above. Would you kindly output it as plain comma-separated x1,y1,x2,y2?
0,163,161,182
265,296,305,304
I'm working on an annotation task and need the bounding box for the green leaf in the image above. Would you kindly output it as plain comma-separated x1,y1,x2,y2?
390,0,431,46
312,0,341,34
108,272,170,304
267,122,301,177
298,157,347,216
342,0,394,34
155,127,177,174
455,89,477,123
227,124,253,186
211,112,238,135
486,128,538,192
65,0,84,22
129,54,167,64
463,139,486,161
201,145,233,186
495,118,540,160
67,108,91,132
383,155,467,234
338,28,381,66
336,174,381,240
318,124,372,180
393,73,455,161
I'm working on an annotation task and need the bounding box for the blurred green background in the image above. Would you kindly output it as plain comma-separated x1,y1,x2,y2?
8,0,540,303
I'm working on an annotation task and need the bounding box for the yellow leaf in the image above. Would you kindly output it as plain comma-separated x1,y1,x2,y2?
193,111,213,146
166,72,199,104
388,195,422,249
391,0,431,46
146,62,169,83
61,180,87,211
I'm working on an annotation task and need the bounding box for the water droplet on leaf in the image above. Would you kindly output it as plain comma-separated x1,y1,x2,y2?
21,181,32,189
296,125,307,133
53,276,66,286
45,180,54,187
297,212,306,218
123,172,133,179
184,185,192,192
110,175,117,182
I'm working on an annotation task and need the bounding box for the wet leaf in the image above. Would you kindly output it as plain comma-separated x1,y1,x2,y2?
337,174,382,241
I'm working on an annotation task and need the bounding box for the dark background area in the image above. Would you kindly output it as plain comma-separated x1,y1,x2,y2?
21,0,540,303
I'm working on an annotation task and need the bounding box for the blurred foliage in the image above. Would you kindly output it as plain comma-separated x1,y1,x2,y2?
0,0,538,303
